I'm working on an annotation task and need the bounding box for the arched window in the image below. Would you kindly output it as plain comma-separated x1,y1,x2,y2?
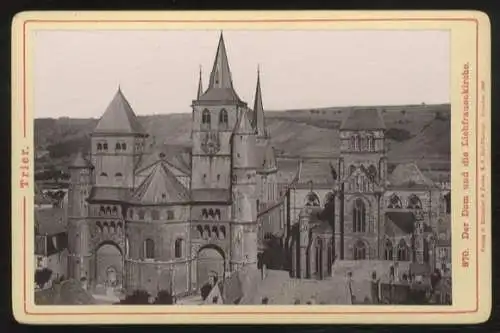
384,239,393,260
354,135,360,151
353,240,366,260
151,210,159,220
99,206,105,216
96,221,102,233
215,209,221,220
115,142,121,150
144,238,155,259
407,195,422,209
208,209,215,219
103,143,108,150
353,199,366,232
110,221,116,233
212,226,219,238
350,136,355,150
103,222,109,234
174,238,183,258
202,109,211,128
115,172,123,179
106,206,112,215
367,165,377,180
305,192,320,206
367,135,375,151
219,109,228,128
388,194,402,208
197,225,203,238
112,206,118,215
166,210,174,220
204,225,211,238
117,222,123,234
100,172,108,177
202,209,208,219
138,210,145,220
219,226,226,240
397,239,409,261
349,165,356,175
97,143,102,151
121,143,126,150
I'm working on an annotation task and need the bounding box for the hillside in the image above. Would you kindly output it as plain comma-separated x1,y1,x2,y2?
35,104,450,174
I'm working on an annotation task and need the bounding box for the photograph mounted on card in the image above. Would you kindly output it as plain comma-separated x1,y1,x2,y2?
11,10,491,324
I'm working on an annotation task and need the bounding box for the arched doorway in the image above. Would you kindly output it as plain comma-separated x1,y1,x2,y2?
197,245,225,291
95,242,123,292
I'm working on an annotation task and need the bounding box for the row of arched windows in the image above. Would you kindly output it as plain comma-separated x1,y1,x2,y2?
201,109,228,129
143,238,184,259
97,142,128,151
348,175,374,193
202,208,221,220
383,239,410,261
99,172,123,179
196,224,226,240
95,221,123,234
98,205,119,216
387,194,423,209
350,134,376,151
128,209,175,221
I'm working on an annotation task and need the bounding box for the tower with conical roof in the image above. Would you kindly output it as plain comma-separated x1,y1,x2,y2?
337,108,387,260
90,87,148,188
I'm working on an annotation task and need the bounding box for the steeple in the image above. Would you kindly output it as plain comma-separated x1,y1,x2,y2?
197,65,203,99
253,66,267,138
209,31,233,89
197,32,243,103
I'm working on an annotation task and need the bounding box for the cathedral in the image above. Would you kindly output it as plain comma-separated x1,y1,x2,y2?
66,32,451,299
67,33,281,297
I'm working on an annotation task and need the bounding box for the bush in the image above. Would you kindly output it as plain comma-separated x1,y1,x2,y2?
35,268,53,289
120,290,151,304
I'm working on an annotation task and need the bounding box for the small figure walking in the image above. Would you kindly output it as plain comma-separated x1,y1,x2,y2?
370,271,381,304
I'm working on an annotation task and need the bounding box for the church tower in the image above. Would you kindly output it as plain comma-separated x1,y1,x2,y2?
67,152,94,282
252,67,269,147
191,32,247,196
231,109,259,270
90,87,148,189
338,108,387,260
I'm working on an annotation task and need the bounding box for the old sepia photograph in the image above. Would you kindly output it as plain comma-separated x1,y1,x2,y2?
33,29,452,306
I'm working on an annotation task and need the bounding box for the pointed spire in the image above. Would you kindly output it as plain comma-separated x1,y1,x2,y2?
253,66,267,138
197,65,203,99
208,31,233,89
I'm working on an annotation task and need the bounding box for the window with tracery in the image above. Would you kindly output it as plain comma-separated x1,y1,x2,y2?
144,239,155,259
353,199,366,232
353,240,367,260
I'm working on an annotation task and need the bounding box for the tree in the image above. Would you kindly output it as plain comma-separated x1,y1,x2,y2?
154,290,174,304
35,268,53,289
119,290,151,304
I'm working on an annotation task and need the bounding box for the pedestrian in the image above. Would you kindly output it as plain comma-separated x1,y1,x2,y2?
370,271,380,304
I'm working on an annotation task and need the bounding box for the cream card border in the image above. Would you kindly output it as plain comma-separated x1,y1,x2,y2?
11,10,491,324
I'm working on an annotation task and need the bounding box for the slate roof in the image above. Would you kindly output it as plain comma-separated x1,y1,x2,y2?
276,158,301,185
340,108,386,131
234,109,254,135
93,88,146,135
131,161,189,204
388,162,435,189
35,280,96,305
135,144,191,175
297,159,337,188
87,187,132,203
198,33,243,104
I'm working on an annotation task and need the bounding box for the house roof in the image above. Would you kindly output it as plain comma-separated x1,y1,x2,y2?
276,158,301,184
93,88,146,135
257,144,277,172
340,108,386,131
388,162,435,189
234,109,254,135
35,280,96,305
131,161,189,204
87,186,132,203
297,159,337,188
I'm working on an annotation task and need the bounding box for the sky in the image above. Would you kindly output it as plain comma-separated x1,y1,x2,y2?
33,30,449,118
